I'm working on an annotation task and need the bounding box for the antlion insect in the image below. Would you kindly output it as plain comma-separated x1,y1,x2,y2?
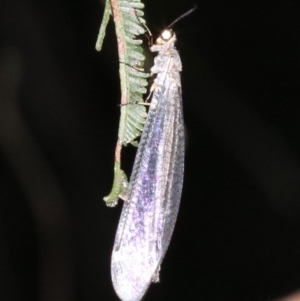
111,6,197,301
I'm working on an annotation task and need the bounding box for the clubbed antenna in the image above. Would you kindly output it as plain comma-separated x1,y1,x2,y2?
167,4,197,28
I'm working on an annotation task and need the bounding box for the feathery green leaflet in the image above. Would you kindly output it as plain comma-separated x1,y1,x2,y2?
96,0,148,206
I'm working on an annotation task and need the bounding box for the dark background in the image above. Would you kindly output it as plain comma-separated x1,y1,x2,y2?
0,0,300,300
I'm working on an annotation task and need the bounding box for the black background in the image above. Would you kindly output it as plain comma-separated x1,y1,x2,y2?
0,0,300,300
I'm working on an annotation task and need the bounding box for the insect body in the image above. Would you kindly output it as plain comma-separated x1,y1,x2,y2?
111,29,185,301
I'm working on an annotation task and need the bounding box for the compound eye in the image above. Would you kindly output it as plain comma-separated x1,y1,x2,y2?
161,29,173,41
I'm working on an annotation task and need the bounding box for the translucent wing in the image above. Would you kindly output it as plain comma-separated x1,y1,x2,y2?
111,47,184,301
